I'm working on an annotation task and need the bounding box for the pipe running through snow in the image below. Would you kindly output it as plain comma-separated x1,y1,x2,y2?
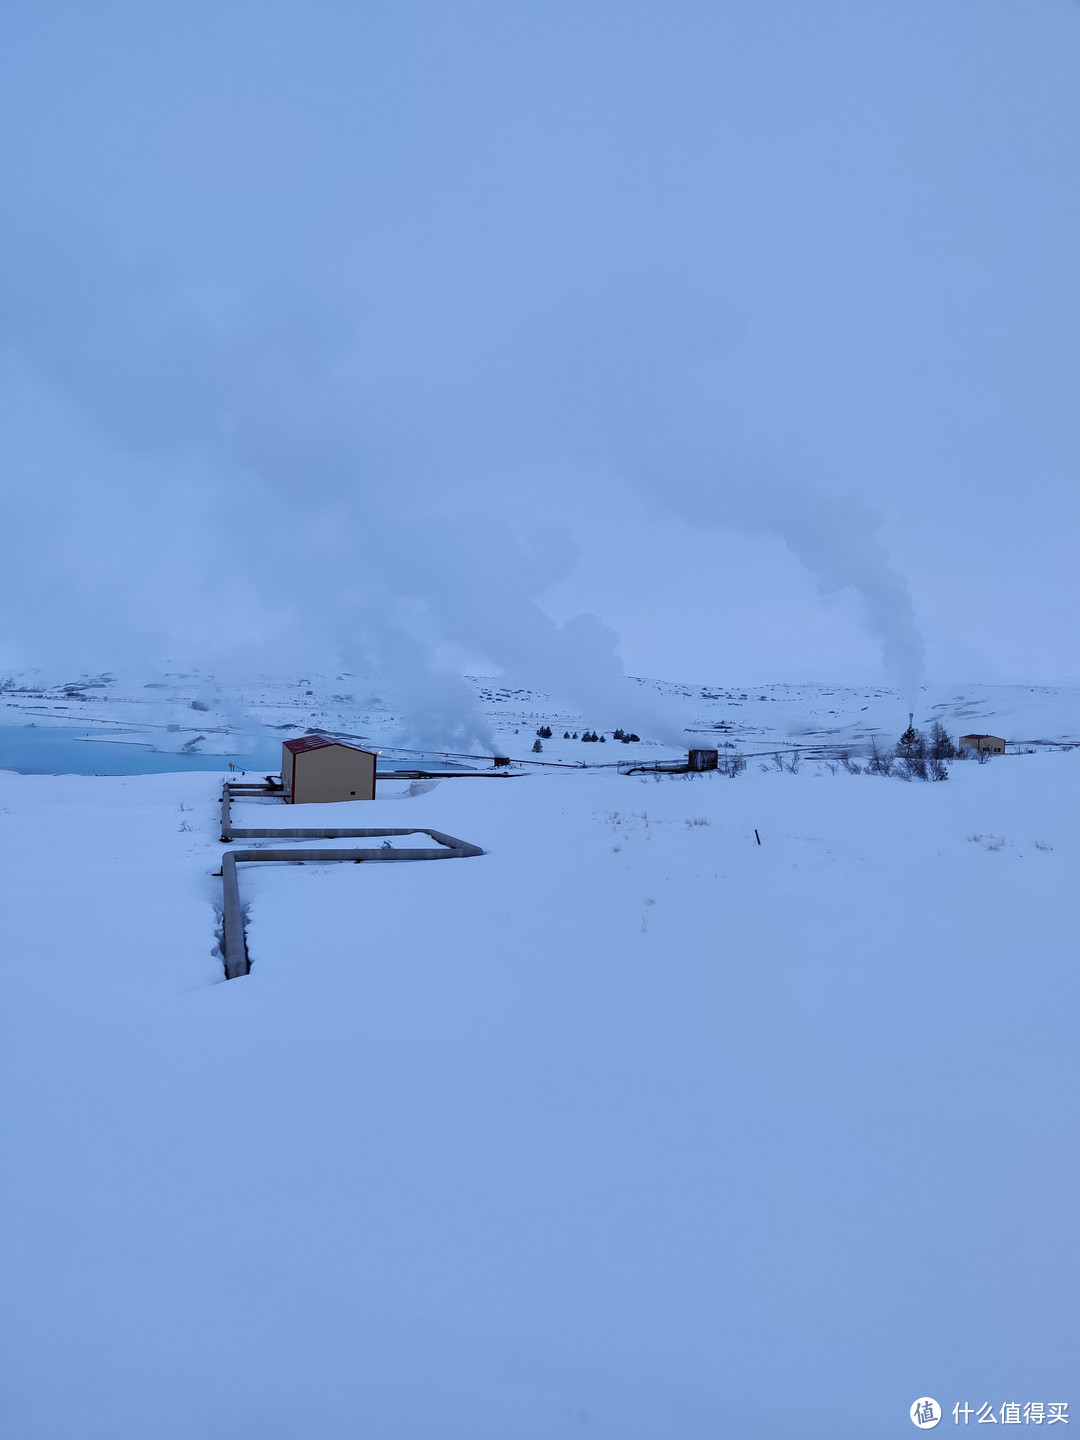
217,820,484,979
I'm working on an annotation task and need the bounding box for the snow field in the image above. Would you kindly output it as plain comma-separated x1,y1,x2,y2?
0,754,1076,1437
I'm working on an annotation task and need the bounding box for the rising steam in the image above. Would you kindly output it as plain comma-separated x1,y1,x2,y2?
0,222,924,744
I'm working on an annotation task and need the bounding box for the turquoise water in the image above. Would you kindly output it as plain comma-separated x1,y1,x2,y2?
0,726,279,776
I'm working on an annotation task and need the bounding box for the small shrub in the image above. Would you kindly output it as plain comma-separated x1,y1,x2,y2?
866,737,894,776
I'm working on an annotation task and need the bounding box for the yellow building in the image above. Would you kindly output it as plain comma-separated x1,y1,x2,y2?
959,733,1006,755
281,736,377,803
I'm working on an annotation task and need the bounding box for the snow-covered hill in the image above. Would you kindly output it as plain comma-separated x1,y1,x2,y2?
2,666,1078,771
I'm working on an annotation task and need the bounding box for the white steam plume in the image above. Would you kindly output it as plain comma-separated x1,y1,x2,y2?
0,223,924,744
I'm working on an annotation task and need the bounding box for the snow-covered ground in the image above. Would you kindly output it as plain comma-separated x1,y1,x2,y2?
1,744,1076,1436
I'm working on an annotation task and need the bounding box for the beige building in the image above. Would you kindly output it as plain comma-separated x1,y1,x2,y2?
281,736,377,803
959,733,1006,755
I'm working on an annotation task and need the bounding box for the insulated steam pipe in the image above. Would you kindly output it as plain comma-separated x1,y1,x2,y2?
219,778,509,841
218,829,484,979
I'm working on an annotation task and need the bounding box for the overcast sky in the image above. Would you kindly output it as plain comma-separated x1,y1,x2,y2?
1,0,1077,700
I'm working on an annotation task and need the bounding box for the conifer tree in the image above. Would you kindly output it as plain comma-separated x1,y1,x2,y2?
896,720,927,778
928,722,956,760
897,723,920,758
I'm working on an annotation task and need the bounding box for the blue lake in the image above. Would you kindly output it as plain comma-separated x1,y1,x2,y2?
0,726,280,776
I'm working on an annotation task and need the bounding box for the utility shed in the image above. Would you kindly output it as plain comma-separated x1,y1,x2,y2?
959,733,1006,755
687,748,719,771
281,736,377,803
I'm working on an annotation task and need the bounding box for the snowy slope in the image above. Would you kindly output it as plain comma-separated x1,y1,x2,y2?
1,750,1076,1437
2,665,1078,770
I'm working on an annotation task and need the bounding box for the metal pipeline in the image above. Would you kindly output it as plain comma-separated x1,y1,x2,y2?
219,777,510,840
220,780,281,840
218,828,484,980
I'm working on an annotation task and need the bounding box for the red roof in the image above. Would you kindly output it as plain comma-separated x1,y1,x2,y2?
282,735,375,756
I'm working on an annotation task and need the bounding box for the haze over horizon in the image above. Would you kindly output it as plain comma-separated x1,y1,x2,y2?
1,1,1078,721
